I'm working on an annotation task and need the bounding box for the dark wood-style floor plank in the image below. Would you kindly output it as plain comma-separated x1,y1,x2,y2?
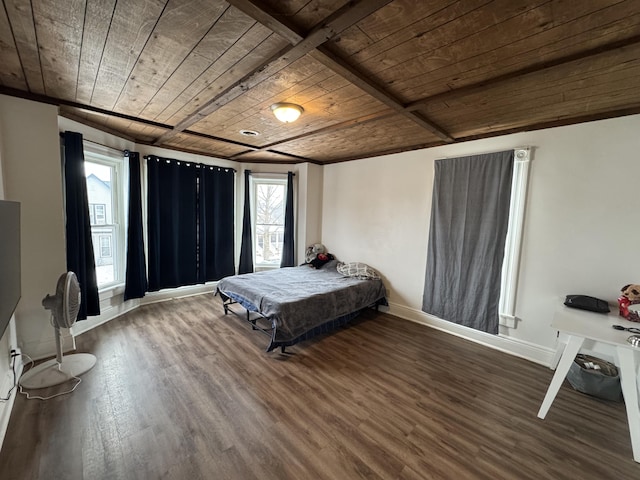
0,294,638,479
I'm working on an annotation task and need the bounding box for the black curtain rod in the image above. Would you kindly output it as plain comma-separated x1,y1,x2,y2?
248,171,295,176
143,154,236,172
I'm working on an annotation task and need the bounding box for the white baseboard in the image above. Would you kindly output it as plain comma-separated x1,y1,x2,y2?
140,283,217,305
0,349,23,452
71,300,140,336
387,302,555,367
63,283,555,367
71,287,555,367
71,283,218,338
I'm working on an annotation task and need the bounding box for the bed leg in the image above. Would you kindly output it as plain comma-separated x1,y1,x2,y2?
281,346,286,354
247,311,259,330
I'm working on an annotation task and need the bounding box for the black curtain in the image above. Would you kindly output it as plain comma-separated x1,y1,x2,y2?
199,165,235,282
124,152,147,301
62,131,100,320
238,170,253,274
280,171,295,267
422,150,514,334
147,157,199,291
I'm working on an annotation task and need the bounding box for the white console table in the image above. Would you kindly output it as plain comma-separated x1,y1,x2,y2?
537,306,640,462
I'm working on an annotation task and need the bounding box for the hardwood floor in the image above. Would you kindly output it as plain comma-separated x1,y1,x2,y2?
0,294,638,479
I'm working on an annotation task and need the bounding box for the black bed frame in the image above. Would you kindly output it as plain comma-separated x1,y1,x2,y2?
216,289,384,354
218,291,285,352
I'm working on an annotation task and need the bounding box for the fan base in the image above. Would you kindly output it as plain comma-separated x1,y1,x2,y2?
19,353,97,389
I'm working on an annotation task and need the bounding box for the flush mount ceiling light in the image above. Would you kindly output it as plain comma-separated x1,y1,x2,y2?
271,102,304,123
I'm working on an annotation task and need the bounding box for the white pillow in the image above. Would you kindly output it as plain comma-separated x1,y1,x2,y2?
337,262,380,280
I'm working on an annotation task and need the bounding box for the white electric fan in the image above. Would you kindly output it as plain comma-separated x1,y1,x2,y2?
19,272,96,389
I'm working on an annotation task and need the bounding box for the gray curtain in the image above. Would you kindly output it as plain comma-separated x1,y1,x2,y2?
422,150,514,334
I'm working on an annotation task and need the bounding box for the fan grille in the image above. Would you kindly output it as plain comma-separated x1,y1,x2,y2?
47,272,81,328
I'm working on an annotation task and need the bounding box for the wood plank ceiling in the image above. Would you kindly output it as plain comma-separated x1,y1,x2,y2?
2,0,640,164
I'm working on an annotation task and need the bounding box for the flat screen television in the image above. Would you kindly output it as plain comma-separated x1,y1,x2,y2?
0,200,20,339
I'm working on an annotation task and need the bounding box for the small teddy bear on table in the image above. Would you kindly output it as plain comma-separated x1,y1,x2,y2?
618,284,640,322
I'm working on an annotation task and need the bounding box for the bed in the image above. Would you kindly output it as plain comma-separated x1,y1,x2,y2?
216,260,387,352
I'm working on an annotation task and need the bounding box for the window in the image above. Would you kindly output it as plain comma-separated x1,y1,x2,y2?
94,204,106,224
88,204,106,225
84,142,127,289
99,235,112,258
422,148,530,333
252,176,287,267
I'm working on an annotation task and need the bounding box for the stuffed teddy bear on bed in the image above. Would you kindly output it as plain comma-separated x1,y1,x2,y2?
618,284,640,322
303,243,335,268
305,243,326,263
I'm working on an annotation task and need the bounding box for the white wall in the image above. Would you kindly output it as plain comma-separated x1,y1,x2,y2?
299,162,324,254
0,95,67,360
0,104,21,450
322,115,640,365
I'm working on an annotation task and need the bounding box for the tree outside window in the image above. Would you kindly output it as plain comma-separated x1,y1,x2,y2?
254,181,286,266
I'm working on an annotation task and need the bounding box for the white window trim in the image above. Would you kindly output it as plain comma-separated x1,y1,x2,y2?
84,140,128,292
250,174,288,270
499,147,531,328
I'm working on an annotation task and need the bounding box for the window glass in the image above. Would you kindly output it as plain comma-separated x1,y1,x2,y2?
84,145,126,288
94,204,106,224
99,235,112,258
253,180,286,266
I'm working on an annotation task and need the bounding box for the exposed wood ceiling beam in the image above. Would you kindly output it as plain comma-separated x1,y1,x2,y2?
332,105,640,164
453,104,640,143
0,86,174,131
234,30,640,158
225,0,305,44
406,34,640,111
181,129,315,162
229,109,396,160
153,0,394,146
59,110,138,143
227,0,453,142
9,3,637,164
180,129,260,151
311,47,453,142
248,25,640,153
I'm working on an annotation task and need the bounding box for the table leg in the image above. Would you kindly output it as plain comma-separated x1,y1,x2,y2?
537,334,584,419
550,339,566,371
617,347,640,463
